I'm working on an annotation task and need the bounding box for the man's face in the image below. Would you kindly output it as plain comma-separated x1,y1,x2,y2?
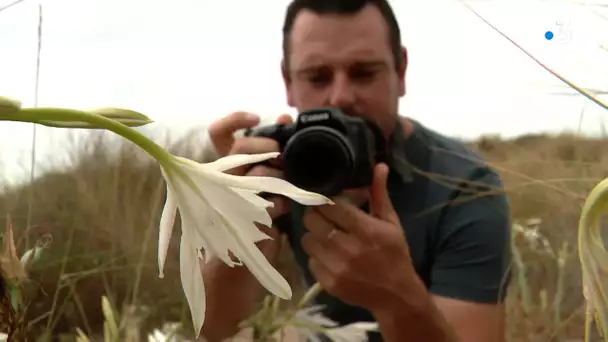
282,4,407,137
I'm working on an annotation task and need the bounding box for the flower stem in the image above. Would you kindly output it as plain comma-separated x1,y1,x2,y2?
297,282,322,309
0,107,170,163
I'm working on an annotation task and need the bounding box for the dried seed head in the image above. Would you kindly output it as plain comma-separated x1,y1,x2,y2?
0,216,28,287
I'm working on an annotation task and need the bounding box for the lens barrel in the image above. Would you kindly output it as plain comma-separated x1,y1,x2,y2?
282,126,355,196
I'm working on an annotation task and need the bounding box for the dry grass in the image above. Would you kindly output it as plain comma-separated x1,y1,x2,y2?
0,128,606,341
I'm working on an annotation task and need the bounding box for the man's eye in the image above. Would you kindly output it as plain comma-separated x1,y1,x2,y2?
350,70,376,80
308,74,331,85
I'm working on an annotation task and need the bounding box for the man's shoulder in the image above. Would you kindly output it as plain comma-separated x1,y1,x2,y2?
402,119,509,226
407,119,504,193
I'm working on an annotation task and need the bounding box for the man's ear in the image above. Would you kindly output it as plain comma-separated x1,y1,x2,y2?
281,59,295,107
398,46,408,97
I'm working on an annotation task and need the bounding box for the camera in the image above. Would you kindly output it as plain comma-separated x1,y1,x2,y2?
244,107,388,197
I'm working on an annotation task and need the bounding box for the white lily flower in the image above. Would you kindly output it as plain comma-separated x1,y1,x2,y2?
324,322,379,342
293,305,340,329
288,304,378,342
148,329,173,342
290,305,338,342
157,151,333,337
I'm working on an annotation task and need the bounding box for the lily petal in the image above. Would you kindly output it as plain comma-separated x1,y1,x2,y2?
177,154,332,206
185,170,275,241
171,175,232,266
192,176,291,298
324,322,379,342
295,305,339,328
201,152,280,172
205,182,274,231
176,168,290,297
172,169,271,268
178,200,218,264
232,188,276,211
179,232,206,338
228,232,292,299
203,171,332,206
158,182,178,278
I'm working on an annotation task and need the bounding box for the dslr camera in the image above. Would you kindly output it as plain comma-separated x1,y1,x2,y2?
244,107,388,197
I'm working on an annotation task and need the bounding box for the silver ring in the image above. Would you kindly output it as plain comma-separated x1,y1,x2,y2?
327,229,338,240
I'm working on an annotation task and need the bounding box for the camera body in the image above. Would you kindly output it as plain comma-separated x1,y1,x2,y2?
244,107,387,197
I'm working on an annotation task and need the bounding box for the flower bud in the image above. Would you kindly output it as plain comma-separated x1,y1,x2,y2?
33,107,153,128
89,107,153,126
0,96,21,115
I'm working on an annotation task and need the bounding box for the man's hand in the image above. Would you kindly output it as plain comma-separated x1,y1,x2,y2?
208,111,295,221
301,163,424,312
208,111,260,157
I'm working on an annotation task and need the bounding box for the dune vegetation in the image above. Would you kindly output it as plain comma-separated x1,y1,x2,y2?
0,129,605,341
1,1,607,341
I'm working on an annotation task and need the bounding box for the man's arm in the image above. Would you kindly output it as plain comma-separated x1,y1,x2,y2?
431,295,505,342
371,169,510,342
371,281,460,342
371,289,503,342
427,169,511,342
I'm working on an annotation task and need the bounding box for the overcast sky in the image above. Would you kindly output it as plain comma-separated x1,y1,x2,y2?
0,0,607,184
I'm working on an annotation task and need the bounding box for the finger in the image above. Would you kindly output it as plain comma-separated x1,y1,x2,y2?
316,198,372,238
276,113,294,125
369,163,399,224
300,219,365,262
254,222,281,241
302,233,345,273
302,210,362,259
303,207,335,240
225,138,281,175
308,256,370,303
267,196,290,220
230,137,280,155
246,165,283,178
308,257,336,293
262,114,293,168
337,188,370,208
208,111,261,155
210,111,261,137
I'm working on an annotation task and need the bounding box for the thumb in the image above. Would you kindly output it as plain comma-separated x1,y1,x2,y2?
369,163,398,224
208,111,261,155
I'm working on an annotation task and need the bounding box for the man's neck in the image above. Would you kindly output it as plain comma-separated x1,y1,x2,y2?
400,116,414,139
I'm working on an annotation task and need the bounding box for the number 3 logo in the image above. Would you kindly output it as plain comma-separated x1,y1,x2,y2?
554,20,573,44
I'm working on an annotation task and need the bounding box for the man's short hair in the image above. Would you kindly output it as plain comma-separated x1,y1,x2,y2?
281,0,404,74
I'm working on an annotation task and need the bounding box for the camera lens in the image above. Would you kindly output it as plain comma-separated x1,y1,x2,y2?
282,126,354,196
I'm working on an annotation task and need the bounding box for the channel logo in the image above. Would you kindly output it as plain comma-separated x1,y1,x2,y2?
544,19,572,44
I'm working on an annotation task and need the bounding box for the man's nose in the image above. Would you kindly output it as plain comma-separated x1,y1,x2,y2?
328,74,356,109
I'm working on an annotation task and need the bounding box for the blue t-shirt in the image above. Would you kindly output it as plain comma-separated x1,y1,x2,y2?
275,118,512,341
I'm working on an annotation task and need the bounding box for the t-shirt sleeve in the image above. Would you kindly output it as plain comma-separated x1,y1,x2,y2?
428,169,512,304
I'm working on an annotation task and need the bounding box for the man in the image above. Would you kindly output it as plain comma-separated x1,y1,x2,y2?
199,0,511,341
